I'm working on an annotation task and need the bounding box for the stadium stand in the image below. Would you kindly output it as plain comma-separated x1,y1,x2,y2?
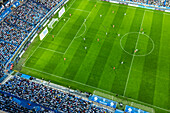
0,0,61,83
0,76,112,112
0,0,155,112
108,0,170,7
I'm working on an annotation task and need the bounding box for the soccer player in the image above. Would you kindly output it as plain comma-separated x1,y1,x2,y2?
121,61,124,64
112,11,114,13
83,38,86,41
118,34,120,37
69,14,71,16
113,25,115,28
52,35,54,41
106,32,108,35
100,15,102,18
95,4,96,7
113,67,115,70
134,49,138,53
64,58,66,61
97,38,99,42
64,19,65,21
141,28,143,31
124,13,126,16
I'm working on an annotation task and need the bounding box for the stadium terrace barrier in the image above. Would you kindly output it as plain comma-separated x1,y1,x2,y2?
125,105,149,113
103,0,170,12
115,109,124,113
89,95,117,108
4,0,68,74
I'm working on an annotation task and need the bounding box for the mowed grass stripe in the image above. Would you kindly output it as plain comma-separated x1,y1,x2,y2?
40,0,89,52
51,2,100,77
111,9,144,95
62,3,112,79
32,11,86,73
85,6,128,87
125,10,153,99
138,12,163,105
25,48,46,68
45,1,91,76
153,14,170,109
40,11,86,53
56,12,88,52
26,0,86,74
40,0,79,49
40,18,70,51
98,7,136,92
56,1,91,53
74,4,119,83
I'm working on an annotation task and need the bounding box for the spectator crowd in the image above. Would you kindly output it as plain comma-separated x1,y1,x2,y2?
127,0,170,7
0,0,60,82
0,76,112,112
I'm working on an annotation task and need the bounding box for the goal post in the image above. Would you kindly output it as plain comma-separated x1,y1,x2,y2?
48,18,59,29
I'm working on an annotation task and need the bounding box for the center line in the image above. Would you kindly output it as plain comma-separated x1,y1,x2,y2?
123,11,146,96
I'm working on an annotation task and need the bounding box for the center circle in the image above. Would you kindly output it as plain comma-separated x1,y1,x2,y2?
120,32,154,56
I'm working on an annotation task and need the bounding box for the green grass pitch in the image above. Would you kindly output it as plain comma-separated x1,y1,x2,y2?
15,0,170,112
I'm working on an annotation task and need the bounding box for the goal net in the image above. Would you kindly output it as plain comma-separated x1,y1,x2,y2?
48,18,58,29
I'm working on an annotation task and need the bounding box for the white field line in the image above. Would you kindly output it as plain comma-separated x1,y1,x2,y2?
23,65,170,112
22,41,43,67
74,23,86,39
64,11,92,54
50,18,70,38
22,0,76,66
23,18,70,66
123,11,146,96
39,47,64,54
70,8,90,13
164,13,170,15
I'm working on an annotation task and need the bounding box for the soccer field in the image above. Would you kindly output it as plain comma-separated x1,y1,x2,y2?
16,0,170,112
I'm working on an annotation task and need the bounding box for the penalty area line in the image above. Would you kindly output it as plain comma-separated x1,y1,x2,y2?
22,18,70,67
39,47,64,54
22,0,76,66
70,8,90,13
64,10,92,54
